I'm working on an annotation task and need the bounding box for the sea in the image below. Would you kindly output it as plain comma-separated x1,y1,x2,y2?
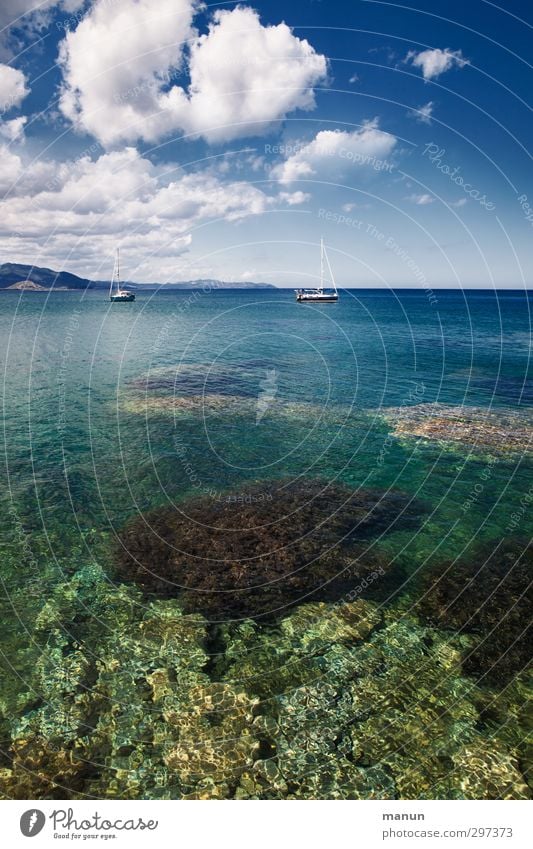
0,287,531,800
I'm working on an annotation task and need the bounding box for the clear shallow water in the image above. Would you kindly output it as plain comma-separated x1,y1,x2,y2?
0,288,531,799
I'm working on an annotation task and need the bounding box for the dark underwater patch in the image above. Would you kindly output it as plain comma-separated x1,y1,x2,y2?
128,365,257,399
113,479,423,621
418,538,532,686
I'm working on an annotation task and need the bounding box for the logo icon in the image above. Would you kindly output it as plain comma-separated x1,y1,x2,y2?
20,810,46,837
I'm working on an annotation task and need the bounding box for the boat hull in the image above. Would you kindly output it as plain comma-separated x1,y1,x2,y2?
296,293,338,303
110,293,135,302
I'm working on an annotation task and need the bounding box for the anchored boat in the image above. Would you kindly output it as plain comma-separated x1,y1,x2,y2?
109,248,135,302
295,238,338,303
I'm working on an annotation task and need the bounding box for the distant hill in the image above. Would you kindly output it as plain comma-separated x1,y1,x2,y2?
0,263,94,290
7,280,49,291
0,263,276,291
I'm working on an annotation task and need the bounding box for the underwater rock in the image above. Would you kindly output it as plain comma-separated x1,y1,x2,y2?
227,610,523,800
8,626,94,756
164,682,260,797
418,539,532,685
121,393,253,417
114,479,422,620
171,755,248,800
87,640,260,799
124,362,257,417
0,736,93,800
441,741,530,800
279,599,381,647
2,570,530,799
472,672,532,786
77,601,216,799
3,545,529,800
375,403,533,455
120,392,328,424
221,599,382,699
121,363,334,421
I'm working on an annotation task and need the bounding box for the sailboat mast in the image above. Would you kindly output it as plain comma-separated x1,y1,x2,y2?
117,247,120,289
320,236,324,292
323,242,337,295
109,252,115,298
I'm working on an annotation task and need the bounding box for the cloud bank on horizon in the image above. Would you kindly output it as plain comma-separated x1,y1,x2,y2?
0,0,530,287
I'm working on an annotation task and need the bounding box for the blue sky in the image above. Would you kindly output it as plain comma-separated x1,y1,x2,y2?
0,0,532,287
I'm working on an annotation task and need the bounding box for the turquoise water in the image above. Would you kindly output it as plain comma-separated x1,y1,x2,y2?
0,288,531,799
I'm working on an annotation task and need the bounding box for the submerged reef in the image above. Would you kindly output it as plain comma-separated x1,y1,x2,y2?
417,538,532,685
119,361,335,422
1,473,530,800
121,392,262,419
124,364,259,417
228,608,529,800
0,567,529,800
113,479,422,620
119,391,328,423
127,364,258,398
375,403,533,455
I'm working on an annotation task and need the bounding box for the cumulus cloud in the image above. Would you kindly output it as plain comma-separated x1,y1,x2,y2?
178,6,327,142
0,145,300,278
0,1,84,28
406,48,468,80
271,120,397,185
0,1,85,53
58,0,197,146
407,100,434,124
58,2,327,146
0,63,29,142
0,63,28,111
0,115,26,140
0,143,23,190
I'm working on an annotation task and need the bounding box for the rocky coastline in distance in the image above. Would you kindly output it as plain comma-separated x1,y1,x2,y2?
0,262,276,292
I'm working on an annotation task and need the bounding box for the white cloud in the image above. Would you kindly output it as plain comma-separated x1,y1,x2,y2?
0,115,26,140
271,120,397,184
406,48,468,81
450,198,467,208
58,0,197,146
179,7,327,143
349,73,359,84
406,193,434,205
0,63,28,111
0,143,23,190
276,190,310,206
408,100,434,124
0,1,84,28
0,1,85,52
0,145,300,279
0,64,28,143
58,3,327,146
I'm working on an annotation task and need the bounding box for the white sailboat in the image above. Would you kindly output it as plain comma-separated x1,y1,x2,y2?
295,238,338,303
109,248,135,302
